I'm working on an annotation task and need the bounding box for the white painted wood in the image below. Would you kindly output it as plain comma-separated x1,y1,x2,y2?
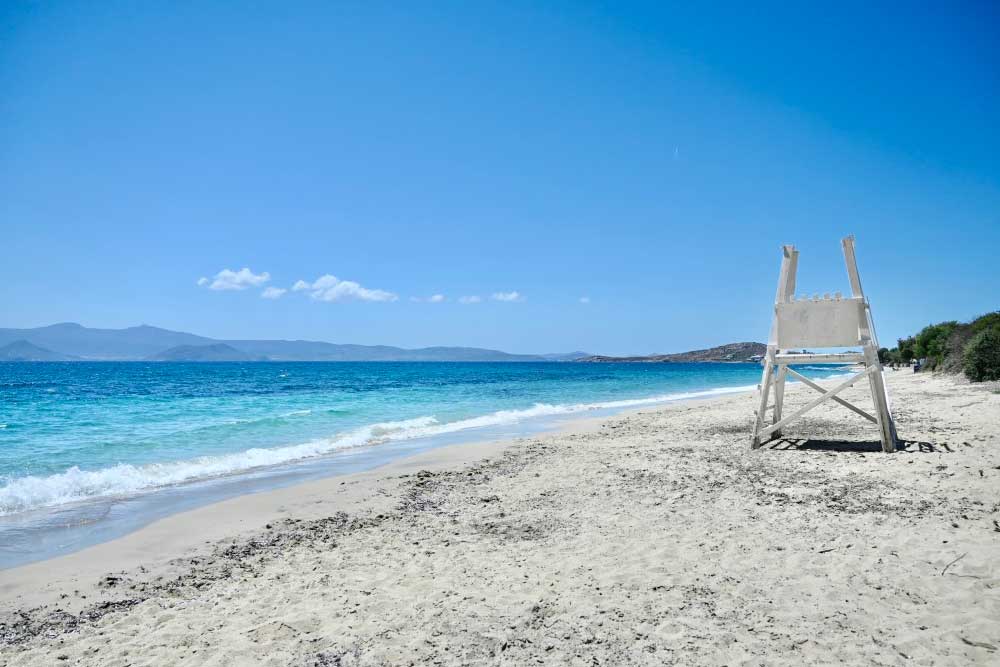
757,368,873,440
784,367,877,423
864,343,897,452
774,246,796,304
775,298,865,348
841,235,865,298
768,247,797,345
772,365,788,438
750,347,776,449
786,249,799,301
773,352,865,365
750,236,898,451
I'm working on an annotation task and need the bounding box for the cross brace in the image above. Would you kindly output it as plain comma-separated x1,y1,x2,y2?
784,367,877,424
757,367,873,440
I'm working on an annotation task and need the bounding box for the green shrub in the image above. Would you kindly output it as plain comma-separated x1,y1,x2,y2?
963,327,1000,382
938,323,974,374
914,322,958,368
888,311,999,380
970,311,1000,335
896,336,916,363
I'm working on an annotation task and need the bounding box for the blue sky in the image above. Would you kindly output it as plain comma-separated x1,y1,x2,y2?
2,1,998,355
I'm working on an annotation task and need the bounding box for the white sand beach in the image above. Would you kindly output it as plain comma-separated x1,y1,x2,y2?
2,371,998,665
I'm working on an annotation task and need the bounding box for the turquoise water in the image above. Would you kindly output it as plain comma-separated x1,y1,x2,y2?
0,361,848,566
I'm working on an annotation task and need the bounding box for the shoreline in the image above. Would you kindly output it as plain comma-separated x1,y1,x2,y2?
0,379,781,571
3,371,998,664
0,388,745,611
0,435,516,612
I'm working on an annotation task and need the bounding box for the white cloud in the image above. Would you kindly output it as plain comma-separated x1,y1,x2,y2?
579,296,591,304
491,291,524,302
458,295,482,304
294,274,397,303
261,287,287,299
410,294,446,303
199,267,271,291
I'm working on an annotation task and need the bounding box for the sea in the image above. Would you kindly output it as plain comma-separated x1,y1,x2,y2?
0,361,850,568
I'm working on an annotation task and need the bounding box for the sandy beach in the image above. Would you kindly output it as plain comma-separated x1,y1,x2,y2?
1,370,998,665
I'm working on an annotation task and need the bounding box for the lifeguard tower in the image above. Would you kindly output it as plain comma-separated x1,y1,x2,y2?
750,236,898,452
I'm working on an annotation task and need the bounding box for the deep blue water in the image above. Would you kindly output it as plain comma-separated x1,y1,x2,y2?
0,361,848,567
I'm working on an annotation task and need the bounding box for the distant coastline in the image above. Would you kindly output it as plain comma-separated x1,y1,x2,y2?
0,322,766,364
0,323,590,362
577,341,766,363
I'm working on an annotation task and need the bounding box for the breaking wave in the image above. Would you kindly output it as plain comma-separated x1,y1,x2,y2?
0,384,756,517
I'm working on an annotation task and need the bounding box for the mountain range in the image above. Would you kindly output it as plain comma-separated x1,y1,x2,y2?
0,323,591,362
0,323,768,363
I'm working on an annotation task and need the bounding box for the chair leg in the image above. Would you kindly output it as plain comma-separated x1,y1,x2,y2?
864,345,896,453
872,369,897,453
772,365,787,439
751,352,775,449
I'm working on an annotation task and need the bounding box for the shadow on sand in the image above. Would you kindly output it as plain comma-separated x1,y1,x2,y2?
760,438,948,453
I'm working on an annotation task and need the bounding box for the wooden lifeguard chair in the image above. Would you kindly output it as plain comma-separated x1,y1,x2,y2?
750,236,898,452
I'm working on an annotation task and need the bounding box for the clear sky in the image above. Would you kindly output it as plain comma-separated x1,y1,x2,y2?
2,1,998,355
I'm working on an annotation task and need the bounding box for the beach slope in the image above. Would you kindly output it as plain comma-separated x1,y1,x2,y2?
2,372,998,665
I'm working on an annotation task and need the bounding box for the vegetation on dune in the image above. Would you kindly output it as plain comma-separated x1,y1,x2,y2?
963,327,1000,382
885,311,1000,383
895,336,916,364
914,321,958,368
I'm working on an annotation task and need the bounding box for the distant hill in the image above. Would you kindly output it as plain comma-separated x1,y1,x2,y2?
579,342,767,363
539,351,592,361
0,340,78,361
0,323,583,362
147,343,261,362
0,323,211,360
221,340,545,362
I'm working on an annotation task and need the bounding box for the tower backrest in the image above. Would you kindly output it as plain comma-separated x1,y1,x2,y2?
774,296,866,348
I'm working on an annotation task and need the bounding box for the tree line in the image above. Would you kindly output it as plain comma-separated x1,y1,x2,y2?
878,311,1000,382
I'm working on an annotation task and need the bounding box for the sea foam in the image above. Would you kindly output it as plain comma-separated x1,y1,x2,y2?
0,385,754,517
